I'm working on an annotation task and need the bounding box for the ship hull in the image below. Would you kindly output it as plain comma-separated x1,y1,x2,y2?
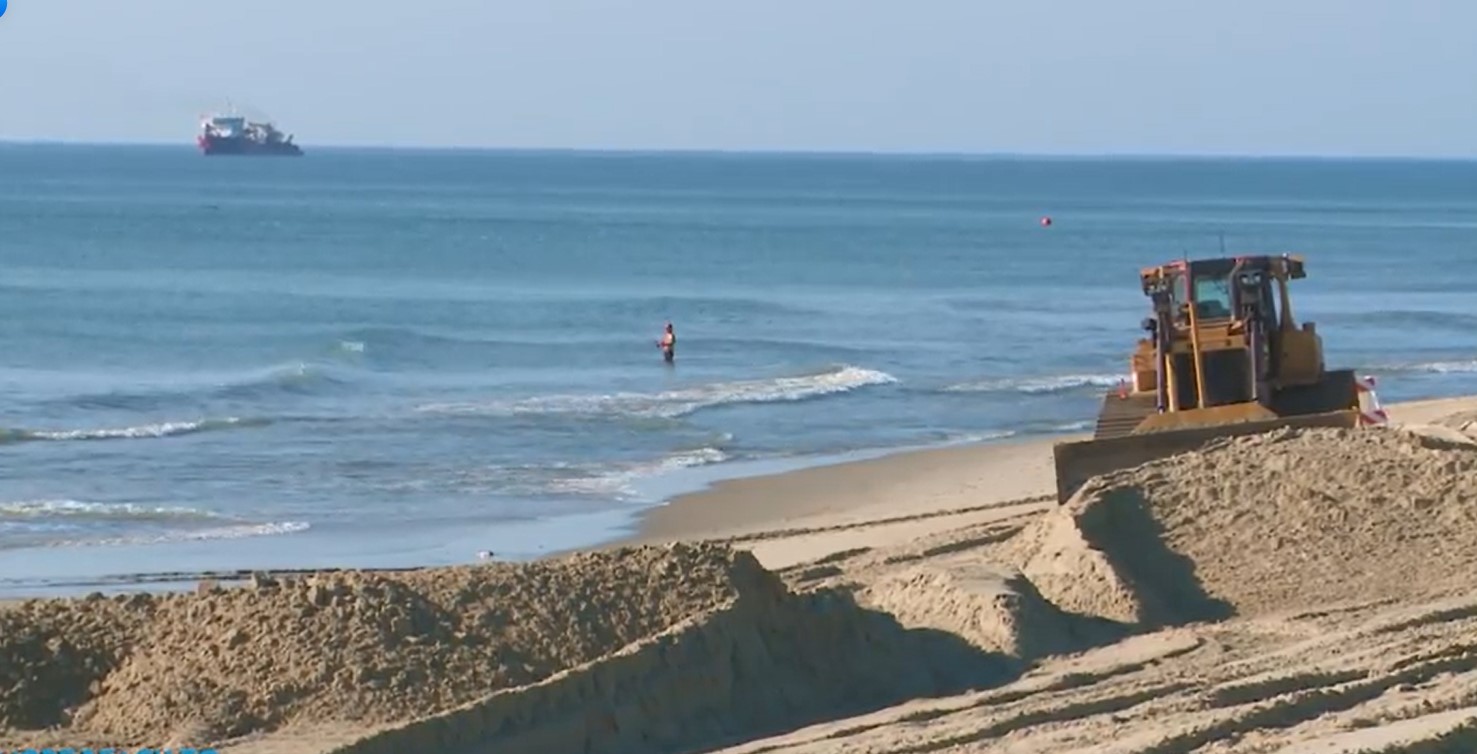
198,135,303,156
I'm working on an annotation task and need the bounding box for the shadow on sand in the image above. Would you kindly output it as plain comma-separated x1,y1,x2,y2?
328,584,1130,754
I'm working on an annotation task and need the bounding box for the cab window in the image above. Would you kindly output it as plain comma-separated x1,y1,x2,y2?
1191,274,1233,319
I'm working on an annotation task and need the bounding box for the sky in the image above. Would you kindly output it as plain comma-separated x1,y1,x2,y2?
1,0,1474,156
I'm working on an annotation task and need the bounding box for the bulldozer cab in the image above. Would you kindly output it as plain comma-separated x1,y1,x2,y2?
1133,255,1320,418
1052,253,1362,502
1155,260,1243,323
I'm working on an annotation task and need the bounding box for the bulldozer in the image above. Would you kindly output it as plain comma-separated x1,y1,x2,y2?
1052,253,1368,503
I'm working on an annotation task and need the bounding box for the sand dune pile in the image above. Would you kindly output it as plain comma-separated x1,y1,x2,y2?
3,542,1010,753
0,593,150,732
1007,426,1477,626
323,572,1008,754
860,560,1124,661
1,544,781,745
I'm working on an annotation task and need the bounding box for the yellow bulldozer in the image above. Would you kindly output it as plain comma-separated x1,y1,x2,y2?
1052,253,1369,502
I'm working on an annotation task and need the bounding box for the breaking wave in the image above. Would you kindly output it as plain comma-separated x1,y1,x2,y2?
417,365,898,420
546,447,733,499
0,499,223,522
427,429,1028,503
0,417,264,444
419,446,735,501
0,499,310,549
942,373,1123,396
67,521,311,548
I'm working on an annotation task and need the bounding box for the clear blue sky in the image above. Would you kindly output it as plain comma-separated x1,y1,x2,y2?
1,0,1473,155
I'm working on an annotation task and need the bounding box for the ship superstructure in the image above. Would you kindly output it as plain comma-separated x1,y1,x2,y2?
197,110,303,156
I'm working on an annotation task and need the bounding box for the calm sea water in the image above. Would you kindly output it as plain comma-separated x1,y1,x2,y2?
2,145,1475,593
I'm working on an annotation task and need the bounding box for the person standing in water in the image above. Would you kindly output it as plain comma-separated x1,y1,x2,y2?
657,322,676,363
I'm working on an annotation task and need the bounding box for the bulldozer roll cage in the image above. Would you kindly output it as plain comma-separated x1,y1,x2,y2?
1051,253,1364,503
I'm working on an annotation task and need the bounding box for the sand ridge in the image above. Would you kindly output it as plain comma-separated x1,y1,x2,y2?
1009,426,1477,625
858,560,1127,662
1,543,790,747
1,542,1016,753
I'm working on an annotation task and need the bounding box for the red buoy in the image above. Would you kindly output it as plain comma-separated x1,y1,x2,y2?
1040,216,1053,227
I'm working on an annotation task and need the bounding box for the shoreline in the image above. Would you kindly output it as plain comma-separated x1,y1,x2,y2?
0,432,1040,599
616,432,1071,537
3,394,1473,600
8,397,1477,751
607,432,1071,571
0,431,1029,599
607,393,1477,567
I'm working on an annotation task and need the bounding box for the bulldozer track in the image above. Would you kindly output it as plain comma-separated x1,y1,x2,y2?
1093,391,1160,440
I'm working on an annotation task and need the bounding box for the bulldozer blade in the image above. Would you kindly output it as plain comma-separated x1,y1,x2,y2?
1132,402,1281,434
1052,408,1361,503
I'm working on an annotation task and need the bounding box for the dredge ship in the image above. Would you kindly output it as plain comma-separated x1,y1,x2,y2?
197,110,303,156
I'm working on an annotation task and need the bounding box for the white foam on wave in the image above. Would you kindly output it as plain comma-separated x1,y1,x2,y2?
64,521,312,548
548,447,733,499
418,365,898,419
423,445,734,501
0,499,309,549
0,498,222,522
12,416,255,442
941,429,1018,444
943,373,1123,395
576,431,1026,500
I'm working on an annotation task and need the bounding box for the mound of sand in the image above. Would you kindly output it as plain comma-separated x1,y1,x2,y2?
1,544,781,745
317,573,1009,754
1006,427,1477,625
4,542,1014,752
0,593,150,731
860,560,1123,661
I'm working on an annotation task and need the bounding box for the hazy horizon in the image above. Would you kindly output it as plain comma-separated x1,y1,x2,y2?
6,141,1477,162
2,0,1474,157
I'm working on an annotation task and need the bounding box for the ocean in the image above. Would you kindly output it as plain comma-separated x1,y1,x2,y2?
2,145,1475,595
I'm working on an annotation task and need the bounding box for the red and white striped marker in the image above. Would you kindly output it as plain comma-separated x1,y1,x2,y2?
1356,375,1388,426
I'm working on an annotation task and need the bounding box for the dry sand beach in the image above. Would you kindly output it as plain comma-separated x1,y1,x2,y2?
6,395,1477,753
